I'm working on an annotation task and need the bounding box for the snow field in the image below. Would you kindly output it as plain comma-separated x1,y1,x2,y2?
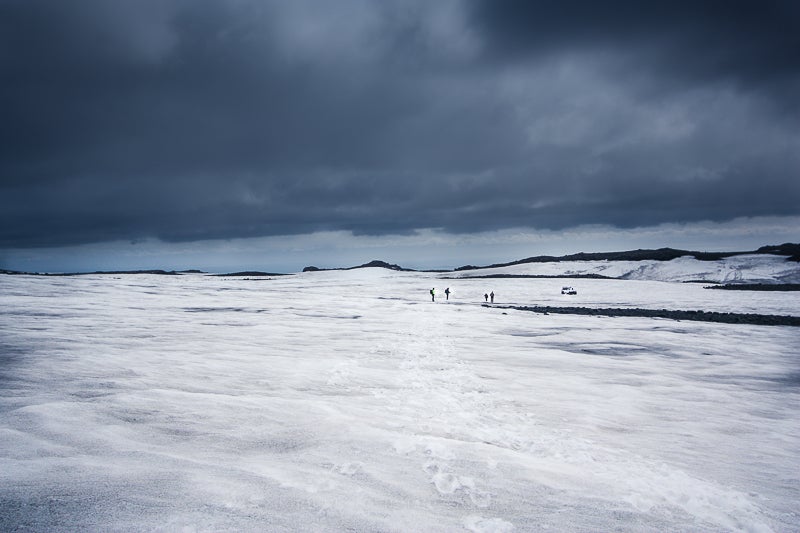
1,267,798,531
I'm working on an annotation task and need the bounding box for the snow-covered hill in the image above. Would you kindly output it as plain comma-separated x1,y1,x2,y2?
451,253,800,284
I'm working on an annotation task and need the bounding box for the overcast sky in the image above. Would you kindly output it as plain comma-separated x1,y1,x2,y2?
1,0,798,272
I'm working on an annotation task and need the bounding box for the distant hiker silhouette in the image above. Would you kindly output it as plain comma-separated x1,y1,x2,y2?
430,288,435,302
445,287,450,300
490,291,495,303
484,293,488,302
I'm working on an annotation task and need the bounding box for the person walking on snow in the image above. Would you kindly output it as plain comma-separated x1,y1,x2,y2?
490,291,495,303
430,288,435,302
484,293,488,302
445,287,451,300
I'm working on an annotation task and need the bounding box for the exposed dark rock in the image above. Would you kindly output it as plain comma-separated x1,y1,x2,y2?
442,273,613,280
705,283,800,291
494,305,800,327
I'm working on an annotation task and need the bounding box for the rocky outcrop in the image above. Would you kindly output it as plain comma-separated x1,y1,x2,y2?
496,305,800,327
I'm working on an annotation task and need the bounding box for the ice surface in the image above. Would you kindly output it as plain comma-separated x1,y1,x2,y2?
1,265,798,531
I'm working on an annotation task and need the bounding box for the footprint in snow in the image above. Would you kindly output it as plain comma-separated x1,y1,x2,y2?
424,462,491,506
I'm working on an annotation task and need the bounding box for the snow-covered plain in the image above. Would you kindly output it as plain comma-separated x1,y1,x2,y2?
1,260,799,531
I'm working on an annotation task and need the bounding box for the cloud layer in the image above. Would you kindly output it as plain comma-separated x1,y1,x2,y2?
2,0,798,248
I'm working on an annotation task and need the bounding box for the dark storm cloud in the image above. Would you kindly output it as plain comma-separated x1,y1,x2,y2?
469,0,800,89
1,0,798,249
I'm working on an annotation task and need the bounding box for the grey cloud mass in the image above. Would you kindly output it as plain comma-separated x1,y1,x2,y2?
1,0,798,249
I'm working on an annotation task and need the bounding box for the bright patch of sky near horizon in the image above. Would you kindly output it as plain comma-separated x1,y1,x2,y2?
2,217,798,274
1,260,798,531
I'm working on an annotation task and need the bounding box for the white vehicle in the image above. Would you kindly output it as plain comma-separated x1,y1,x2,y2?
561,286,577,295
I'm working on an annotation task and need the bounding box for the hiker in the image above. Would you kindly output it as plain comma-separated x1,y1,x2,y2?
445,287,450,300
430,288,435,302
484,293,488,302
490,291,495,303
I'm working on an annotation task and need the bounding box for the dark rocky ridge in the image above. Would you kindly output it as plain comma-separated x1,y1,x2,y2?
303,260,413,272
0,269,186,276
213,271,287,277
705,283,800,291
497,305,800,327
441,273,614,280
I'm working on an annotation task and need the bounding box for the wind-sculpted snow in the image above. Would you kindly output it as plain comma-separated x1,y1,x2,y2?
1,270,798,531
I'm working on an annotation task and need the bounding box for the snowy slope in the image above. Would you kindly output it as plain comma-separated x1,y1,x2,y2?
1,270,798,531
452,253,800,284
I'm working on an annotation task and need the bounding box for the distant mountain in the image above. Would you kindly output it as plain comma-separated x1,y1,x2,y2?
755,243,800,261
455,243,800,271
0,269,183,276
4,244,798,277
303,260,414,272
349,260,411,271
213,271,287,277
